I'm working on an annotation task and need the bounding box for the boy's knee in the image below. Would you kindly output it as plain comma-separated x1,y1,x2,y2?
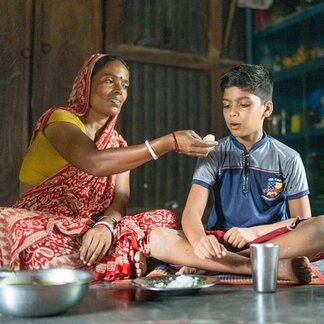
310,216,324,234
150,227,179,259
150,227,168,254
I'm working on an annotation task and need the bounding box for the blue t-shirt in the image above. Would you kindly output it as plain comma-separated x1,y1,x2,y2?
192,133,309,230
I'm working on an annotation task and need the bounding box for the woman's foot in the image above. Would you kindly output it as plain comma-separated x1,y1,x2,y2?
134,251,147,277
278,256,312,283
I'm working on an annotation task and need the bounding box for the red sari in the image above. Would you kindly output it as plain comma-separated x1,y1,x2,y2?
0,54,176,280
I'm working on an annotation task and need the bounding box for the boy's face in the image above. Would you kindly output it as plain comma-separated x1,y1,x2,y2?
222,86,272,146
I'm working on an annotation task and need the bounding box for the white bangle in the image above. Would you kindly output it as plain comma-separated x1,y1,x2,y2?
93,221,114,235
145,140,158,160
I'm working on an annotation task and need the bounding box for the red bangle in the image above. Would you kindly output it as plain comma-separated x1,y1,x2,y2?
172,132,180,152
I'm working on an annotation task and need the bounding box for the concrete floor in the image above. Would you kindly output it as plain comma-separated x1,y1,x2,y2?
1,261,324,324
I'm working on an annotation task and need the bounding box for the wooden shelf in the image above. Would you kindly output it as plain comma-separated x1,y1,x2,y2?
108,44,243,70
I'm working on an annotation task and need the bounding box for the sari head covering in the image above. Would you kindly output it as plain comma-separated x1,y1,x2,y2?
29,53,123,148
68,53,104,115
0,53,177,280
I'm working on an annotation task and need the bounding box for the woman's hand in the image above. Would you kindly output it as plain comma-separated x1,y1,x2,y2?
80,225,113,266
193,234,227,259
173,130,217,157
223,227,258,250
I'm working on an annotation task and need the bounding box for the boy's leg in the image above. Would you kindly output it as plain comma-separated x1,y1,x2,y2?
238,216,324,260
270,216,324,259
149,227,311,283
150,228,251,274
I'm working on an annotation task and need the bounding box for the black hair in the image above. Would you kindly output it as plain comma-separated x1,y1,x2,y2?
220,64,273,101
91,55,129,79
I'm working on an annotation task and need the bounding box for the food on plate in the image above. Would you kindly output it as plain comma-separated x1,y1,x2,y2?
154,275,204,288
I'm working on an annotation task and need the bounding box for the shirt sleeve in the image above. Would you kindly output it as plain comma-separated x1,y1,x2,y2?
192,152,218,189
284,153,309,199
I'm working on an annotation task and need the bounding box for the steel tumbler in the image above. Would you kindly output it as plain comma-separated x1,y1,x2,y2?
250,243,280,293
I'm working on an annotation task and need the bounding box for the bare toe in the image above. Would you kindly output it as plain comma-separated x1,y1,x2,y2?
134,251,147,278
175,266,197,275
279,256,312,283
291,256,312,283
175,266,215,276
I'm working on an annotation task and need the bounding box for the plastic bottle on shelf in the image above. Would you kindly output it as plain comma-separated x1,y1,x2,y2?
260,46,273,71
271,115,281,136
290,114,301,133
281,109,287,135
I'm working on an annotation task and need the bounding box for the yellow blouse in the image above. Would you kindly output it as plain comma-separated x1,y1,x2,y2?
19,109,86,185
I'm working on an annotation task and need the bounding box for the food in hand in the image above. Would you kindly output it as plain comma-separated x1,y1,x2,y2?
203,134,215,142
203,134,217,153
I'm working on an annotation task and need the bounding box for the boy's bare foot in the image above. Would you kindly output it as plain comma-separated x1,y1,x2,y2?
278,256,312,283
134,251,147,277
176,266,199,275
175,266,219,276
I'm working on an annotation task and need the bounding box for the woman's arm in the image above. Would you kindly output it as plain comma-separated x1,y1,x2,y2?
98,171,130,225
44,122,216,177
80,171,130,266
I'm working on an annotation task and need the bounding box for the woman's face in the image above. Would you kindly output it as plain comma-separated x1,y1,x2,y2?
89,60,129,118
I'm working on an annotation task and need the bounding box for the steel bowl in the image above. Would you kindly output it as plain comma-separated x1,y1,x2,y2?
0,268,93,317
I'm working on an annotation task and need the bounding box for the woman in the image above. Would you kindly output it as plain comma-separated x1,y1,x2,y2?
0,53,216,280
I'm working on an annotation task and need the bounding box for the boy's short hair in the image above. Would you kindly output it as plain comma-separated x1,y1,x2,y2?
220,64,273,101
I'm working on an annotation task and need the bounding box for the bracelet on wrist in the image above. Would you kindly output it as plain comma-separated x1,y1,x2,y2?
172,132,180,152
98,216,118,228
145,140,158,160
93,221,114,236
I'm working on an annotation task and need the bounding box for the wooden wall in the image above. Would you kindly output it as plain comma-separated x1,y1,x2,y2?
0,0,245,211
0,0,102,205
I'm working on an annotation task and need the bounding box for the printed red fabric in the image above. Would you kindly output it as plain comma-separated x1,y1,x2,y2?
0,54,177,280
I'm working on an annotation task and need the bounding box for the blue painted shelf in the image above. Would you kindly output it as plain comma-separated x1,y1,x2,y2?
274,56,324,82
276,128,324,142
247,3,324,213
255,3,324,39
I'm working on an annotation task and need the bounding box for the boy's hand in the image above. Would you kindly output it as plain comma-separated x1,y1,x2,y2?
193,234,227,259
223,227,258,249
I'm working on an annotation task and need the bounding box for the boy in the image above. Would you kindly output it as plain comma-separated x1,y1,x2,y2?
181,64,312,259
144,64,323,283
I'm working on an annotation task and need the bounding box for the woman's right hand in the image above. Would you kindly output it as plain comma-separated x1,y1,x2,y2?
193,234,227,259
173,130,217,157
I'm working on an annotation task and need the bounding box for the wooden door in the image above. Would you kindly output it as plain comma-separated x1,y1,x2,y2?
0,0,32,205
30,0,103,127
0,0,103,205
